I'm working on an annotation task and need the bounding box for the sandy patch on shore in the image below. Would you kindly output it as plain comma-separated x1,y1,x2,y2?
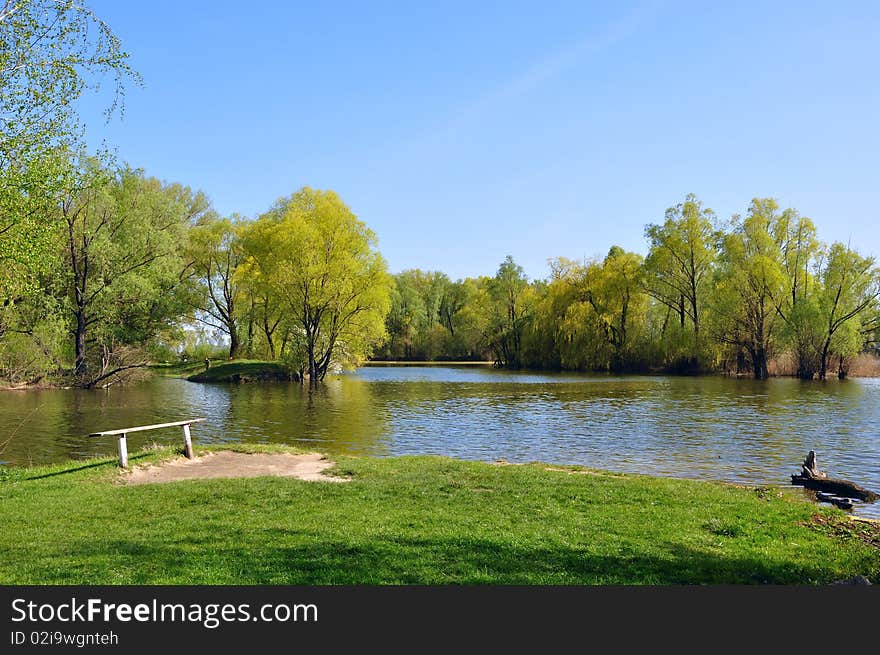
122,451,347,485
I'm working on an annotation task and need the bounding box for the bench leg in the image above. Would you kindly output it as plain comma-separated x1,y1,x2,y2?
182,424,194,459
118,434,128,468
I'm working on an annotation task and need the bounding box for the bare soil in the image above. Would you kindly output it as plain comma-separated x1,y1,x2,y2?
122,451,348,485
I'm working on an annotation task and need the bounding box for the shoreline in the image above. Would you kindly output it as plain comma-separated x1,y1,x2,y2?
3,359,879,391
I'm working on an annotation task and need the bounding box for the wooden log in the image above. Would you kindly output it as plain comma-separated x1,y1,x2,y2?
790,451,878,501
801,450,827,479
815,492,854,510
791,474,878,501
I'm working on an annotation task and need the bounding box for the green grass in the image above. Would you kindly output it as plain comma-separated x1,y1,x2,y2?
0,445,877,584
183,360,294,382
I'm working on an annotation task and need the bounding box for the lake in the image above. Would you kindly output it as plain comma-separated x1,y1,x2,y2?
2,365,879,517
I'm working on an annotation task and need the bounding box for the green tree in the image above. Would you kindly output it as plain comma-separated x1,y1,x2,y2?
188,215,245,358
451,276,493,360
237,216,289,360
384,272,427,359
1,1,138,313
245,188,391,382
586,247,647,371
643,194,717,369
771,211,823,379
816,243,879,379
486,256,534,368
713,199,787,379
56,160,206,385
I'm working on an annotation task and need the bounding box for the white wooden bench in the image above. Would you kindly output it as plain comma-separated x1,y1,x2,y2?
89,418,206,468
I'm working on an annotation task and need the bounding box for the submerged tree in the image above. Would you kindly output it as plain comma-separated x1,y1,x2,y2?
486,256,535,368
643,194,717,369
713,199,787,380
816,243,879,379
245,188,391,382
771,210,823,379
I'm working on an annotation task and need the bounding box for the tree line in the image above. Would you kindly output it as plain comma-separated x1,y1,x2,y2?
378,195,880,380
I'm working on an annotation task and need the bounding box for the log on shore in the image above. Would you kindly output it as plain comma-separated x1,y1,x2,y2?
815,492,854,510
790,451,879,502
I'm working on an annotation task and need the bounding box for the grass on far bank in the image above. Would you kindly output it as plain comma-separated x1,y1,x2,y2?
0,445,877,585
150,359,294,383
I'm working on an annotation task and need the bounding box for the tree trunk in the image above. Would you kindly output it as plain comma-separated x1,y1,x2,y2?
246,314,254,357
751,346,769,380
228,327,240,359
837,353,848,380
819,339,831,380
74,309,88,376
307,347,318,385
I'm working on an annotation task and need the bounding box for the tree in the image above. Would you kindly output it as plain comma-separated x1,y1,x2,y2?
451,276,493,361
188,215,245,358
246,188,391,383
0,0,137,156
384,272,426,359
643,194,717,368
584,247,647,371
1,1,138,374
816,243,879,379
56,159,206,386
713,199,787,379
771,211,823,379
1,1,138,295
486,256,534,368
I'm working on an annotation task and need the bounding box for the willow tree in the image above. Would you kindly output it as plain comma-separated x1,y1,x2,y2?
816,244,879,379
188,215,245,358
486,256,535,368
246,188,391,382
713,199,787,379
643,194,717,368
771,211,823,379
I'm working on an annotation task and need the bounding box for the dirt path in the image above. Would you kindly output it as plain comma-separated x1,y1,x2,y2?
122,451,347,485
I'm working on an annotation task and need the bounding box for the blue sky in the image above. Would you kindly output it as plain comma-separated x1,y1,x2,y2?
80,0,880,281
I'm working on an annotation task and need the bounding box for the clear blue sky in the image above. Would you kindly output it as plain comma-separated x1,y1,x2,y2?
79,0,880,281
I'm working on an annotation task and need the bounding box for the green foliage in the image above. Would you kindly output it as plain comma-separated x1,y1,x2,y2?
0,0,139,159
242,187,392,381
712,199,789,379
1,1,139,315
187,214,246,357
486,256,535,368
54,160,207,384
643,194,718,370
0,156,208,387
817,243,880,378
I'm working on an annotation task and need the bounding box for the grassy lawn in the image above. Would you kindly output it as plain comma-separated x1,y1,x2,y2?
0,445,877,584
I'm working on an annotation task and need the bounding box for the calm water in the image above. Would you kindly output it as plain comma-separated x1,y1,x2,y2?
2,366,879,517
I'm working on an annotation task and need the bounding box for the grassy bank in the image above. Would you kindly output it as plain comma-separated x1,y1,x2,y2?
0,446,877,584
180,360,295,382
